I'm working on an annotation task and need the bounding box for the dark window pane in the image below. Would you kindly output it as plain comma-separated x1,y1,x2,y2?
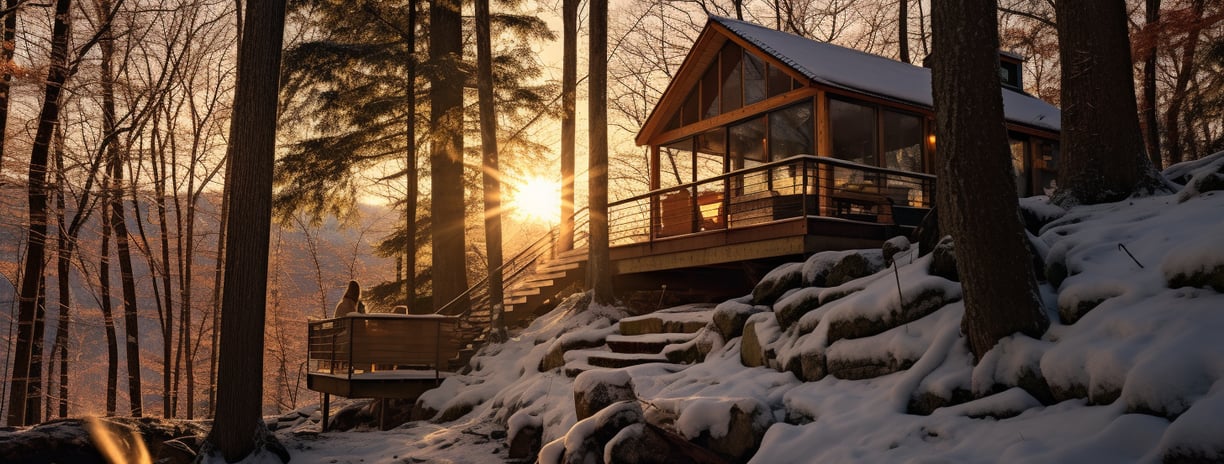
661,138,693,189
744,52,767,105
882,110,922,173
767,63,791,98
696,128,726,181
701,63,720,119
830,98,877,166
1038,140,1059,196
682,88,699,126
769,102,814,160
720,44,743,113
730,117,767,195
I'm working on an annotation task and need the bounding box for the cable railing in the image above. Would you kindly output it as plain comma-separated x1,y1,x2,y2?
608,155,936,245
434,208,592,346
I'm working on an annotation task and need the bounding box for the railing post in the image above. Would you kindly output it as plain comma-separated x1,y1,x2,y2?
347,317,354,380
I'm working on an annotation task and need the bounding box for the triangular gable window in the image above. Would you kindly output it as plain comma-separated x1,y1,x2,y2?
660,41,800,133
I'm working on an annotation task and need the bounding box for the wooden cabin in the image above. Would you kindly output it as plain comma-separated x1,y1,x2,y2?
607,16,1060,286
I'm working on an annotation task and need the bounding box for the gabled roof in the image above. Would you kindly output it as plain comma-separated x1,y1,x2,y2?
637,17,1061,144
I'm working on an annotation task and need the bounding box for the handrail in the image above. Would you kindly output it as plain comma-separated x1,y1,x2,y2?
609,155,935,209
433,207,592,318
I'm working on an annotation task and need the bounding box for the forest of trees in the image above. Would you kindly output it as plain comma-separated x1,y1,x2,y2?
0,0,1220,450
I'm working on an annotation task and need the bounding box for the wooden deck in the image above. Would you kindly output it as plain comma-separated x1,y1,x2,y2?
307,314,460,429
609,155,933,276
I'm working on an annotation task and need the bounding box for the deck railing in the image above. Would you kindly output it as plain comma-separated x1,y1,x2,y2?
609,155,936,245
307,314,460,381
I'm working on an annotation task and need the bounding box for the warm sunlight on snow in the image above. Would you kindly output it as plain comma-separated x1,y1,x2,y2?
508,176,562,224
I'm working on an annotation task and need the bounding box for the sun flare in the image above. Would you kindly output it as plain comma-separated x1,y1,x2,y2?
508,176,562,224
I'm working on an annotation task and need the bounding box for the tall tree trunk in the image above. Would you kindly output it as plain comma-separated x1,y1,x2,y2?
207,158,229,418
1142,0,1161,168
205,0,286,460
6,0,72,427
53,130,71,419
429,0,468,314
588,0,613,305
931,0,1048,361
899,0,910,63
100,178,120,416
1163,0,1205,166
97,0,143,416
559,0,577,252
475,0,504,329
404,0,419,307
1052,0,1164,206
0,0,17,171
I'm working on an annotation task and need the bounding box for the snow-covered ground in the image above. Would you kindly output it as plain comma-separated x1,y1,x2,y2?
271,155,1224,463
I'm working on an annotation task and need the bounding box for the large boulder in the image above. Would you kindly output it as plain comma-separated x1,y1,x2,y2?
605,423,730,464
928,236,959,282
1162,237,1224,293
0,418,210,464
739,312,780,368
751,263,803,305
557,401,645,464
663,329,723,365
825,252,884,287
677,399,774,463
882,236,912,265
1173,151,1224,203
507,411,543,461
773,288,822,332
574,369,637,421
826,286,959,344
712,300,768,340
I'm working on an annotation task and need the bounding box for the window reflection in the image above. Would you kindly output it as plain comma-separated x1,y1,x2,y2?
830,98,878,166
883,110,922,172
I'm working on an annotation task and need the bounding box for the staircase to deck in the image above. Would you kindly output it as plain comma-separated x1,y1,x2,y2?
442,211,591,360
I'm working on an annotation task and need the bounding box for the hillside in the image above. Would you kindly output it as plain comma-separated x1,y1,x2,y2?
262,155,1224,463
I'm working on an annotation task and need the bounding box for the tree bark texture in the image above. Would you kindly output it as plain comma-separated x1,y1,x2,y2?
206,0,286,460
1142,0,1161,168
899,0,910,63
588,0,614,305
7,0,72,427
429,0,469,314
931,0,1048,361
1053,0,1163,206
0,0,18,171
559,0,577,252
404,0,419,306
97,0,143,416
475,0,504,314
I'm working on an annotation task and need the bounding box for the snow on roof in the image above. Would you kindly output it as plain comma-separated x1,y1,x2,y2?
712,16,1060,132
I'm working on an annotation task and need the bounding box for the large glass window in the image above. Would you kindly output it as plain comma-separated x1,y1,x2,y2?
1037,139,1059,196
681,89,699,126
720,44,743,113
767,63,792,98
701,66,720,119
730,117,767,194
830,98,878,166
769,103,814,160
660,138,693,189
695,129,726,180
882,110,922,172
743,53,767,105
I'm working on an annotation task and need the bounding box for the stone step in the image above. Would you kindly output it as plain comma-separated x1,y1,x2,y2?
619,305,716,336
605,332,698,354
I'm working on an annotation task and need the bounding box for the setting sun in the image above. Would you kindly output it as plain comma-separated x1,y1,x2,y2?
508,176,562,224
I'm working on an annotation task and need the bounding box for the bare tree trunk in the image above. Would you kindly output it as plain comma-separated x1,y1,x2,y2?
205,0,286,459
100,178,119,416
1142,0,1161,168
899,0,910,63
559,0,577,252
1052,0,1164,206
208,166,228,418
97,0,143,416
1163,0,1205,166
476,0,504,330
429,0,469,314
931,0,1048,361
0,0,17,172
404,0,419,307
6,0,72,427
589,0,613,305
